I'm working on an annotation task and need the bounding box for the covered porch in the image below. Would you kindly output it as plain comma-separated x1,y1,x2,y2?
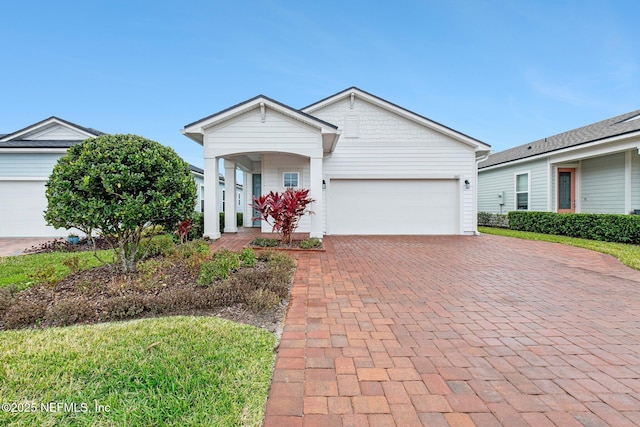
182,95,340,240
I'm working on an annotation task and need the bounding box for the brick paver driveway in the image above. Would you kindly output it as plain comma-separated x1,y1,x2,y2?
212,232,640,426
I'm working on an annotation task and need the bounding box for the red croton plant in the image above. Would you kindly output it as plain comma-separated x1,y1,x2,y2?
251,188,315,244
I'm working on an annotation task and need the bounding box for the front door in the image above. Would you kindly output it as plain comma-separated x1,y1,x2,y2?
557,168,576,213
252,174,262,227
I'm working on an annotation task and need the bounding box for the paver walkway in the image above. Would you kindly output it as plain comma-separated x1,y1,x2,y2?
212,231,640,426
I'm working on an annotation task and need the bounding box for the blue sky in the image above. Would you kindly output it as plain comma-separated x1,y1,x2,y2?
1,0,638,168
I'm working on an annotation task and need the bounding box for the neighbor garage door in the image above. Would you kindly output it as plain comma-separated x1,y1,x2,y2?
327,179,459,235
0,180,63,237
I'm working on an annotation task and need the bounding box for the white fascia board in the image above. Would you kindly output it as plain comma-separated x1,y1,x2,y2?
0,118,95,142
480,130,640,172
196,98,328,134
181,128,204,145
304,88,488,150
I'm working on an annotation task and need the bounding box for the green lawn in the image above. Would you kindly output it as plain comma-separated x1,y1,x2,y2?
0,316,276,427
479,226,640,270
0,250,113,290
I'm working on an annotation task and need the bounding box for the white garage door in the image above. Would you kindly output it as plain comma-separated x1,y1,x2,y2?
0,180,64,237
327,179,459,235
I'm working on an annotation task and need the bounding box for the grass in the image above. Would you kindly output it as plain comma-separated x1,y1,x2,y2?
0,250,113,290
0,316,276,426
479,226,640,270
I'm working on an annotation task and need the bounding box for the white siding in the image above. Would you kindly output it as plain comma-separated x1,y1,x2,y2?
312,97,477,233
632,152,640,211
0,153,62,177
205,108,322,157
581,153,625,214
261,153,311,233
0,180,66,237
478,159,548,214
215,180,244,214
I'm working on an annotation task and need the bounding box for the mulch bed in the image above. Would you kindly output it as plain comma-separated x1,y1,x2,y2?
0,257,290,337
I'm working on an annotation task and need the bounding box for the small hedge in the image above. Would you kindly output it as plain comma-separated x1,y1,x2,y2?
507,211,640,244
219,212,244,232
478,212,509,228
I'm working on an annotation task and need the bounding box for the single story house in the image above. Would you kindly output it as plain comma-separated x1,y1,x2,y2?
0,117,227,237
182,87,491,239
478,109,640,215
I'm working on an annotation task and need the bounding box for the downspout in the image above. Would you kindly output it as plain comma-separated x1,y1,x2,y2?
474,152,491,235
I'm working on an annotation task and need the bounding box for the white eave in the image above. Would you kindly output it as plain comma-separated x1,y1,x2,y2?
479,129,640,171
0,117,97,142
182,96,340,153
302,87,491,152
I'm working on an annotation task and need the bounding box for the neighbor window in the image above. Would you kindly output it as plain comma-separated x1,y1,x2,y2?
283,172,299,188
515,173,529,210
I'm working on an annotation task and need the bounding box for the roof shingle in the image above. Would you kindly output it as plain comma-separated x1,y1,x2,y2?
479,110,640,169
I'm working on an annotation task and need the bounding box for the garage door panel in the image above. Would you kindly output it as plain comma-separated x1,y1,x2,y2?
0,181,65,237
328,179,458,235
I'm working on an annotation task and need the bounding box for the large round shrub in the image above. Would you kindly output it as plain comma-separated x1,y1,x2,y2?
45,134,197,271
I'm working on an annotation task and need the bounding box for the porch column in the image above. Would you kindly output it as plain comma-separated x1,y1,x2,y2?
626,150,632,214
244,171,253,227
224,159,237,233
309,156,324,239
203,157,220,240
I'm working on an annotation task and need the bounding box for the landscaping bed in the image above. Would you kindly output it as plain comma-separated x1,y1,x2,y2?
251,236,324,251
0,240,296,335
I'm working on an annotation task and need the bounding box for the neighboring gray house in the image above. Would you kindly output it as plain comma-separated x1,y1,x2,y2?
182,87,491,239
0,117,214,237
478,110,640,215
189,165,244,216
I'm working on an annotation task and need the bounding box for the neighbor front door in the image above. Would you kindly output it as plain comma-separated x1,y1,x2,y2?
557,168,576,213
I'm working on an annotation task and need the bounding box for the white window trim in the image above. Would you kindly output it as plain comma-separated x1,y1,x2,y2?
514,171,531,210
282,171,300,188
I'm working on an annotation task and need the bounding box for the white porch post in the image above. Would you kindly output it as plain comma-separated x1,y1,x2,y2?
224,159,237,233
309,156,324,239
244,171,253,227
626,150,632,214
203,157,220,240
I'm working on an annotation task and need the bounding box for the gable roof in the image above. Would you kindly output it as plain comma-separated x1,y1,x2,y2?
0,116,105,148
302,86,491,151
182,94,338,145
479,110,640,169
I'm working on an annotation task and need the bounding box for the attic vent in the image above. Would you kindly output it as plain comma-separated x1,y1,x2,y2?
527,146,532,150
344,115,359,138
622,114,640,123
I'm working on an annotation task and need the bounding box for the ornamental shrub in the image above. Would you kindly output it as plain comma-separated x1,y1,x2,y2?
45,134,196,272
477,212,509,228
252,188,314,244
507,211,640,244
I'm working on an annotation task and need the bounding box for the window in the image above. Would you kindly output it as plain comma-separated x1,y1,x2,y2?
515,173,529,210
200,186,204,212
283,172,299,188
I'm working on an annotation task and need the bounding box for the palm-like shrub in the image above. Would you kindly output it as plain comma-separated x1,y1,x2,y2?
251,188,314,244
